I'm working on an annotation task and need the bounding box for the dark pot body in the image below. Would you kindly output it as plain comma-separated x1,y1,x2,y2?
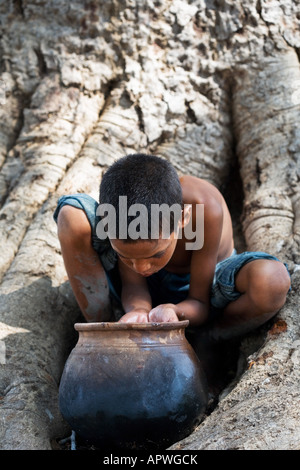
59,321,208,450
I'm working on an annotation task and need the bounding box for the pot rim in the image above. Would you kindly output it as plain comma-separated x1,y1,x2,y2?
74,320,189,332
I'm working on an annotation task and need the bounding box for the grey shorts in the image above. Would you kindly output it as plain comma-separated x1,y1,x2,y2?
54,193,290,315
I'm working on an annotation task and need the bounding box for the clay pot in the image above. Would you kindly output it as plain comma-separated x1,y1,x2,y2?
59,321,208,450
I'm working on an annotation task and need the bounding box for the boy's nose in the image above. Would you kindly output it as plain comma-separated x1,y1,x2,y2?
132,260,152,275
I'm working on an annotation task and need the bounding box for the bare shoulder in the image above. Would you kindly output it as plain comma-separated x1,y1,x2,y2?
180,175,225,209
57,205,92,239
180,175,234,259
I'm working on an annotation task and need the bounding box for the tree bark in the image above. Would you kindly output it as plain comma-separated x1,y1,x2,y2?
0,0,299,450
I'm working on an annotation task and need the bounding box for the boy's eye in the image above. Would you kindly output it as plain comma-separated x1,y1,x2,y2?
152,251,166,259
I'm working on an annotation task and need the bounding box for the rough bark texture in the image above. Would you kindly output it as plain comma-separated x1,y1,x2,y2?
0,0,299,450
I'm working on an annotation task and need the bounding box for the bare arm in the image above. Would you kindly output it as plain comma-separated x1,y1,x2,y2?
149,200,223,326
57,205,111,322
118,259,153,322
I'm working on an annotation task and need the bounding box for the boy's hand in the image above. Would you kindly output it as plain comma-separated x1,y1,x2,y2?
118,309,149,323
148,304,179,323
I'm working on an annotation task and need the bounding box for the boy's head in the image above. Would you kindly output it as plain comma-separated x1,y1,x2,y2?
99,154,188,276
99,153,183,241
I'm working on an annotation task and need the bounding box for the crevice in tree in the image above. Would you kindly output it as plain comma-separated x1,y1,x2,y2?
134,103,145,134
255,158,262,186
185,100,197,123
34,47,47,77
219,71,246,253
98,78,122,118
12,0,24,18
223,158,246,253
256,0,262,17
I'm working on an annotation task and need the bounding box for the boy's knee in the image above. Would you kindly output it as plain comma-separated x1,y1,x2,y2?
248,260,290,312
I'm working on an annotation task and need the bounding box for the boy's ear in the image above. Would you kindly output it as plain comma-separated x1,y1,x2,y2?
178,204,192,229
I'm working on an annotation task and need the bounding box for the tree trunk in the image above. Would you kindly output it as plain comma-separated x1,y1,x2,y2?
0,0,299,450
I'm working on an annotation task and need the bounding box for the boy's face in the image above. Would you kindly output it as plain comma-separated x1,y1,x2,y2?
110,233,178,277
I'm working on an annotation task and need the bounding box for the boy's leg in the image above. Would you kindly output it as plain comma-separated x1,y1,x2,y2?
57,205,112,322
212,257,291,340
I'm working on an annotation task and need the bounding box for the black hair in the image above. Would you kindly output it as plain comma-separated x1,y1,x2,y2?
99,153,183,241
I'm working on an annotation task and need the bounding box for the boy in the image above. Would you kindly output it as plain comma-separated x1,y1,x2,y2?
54,154,290,338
